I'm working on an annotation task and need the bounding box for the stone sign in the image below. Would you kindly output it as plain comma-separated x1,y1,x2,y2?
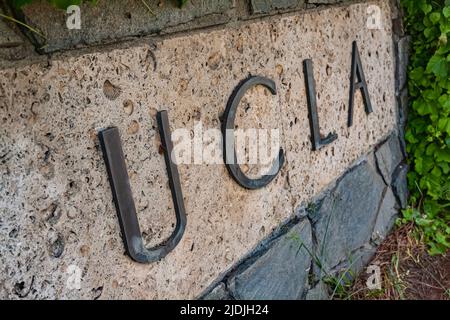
0,0,403,299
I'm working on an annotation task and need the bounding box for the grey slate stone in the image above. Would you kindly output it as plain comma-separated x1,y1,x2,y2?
396,36,410,92
227,219,312,300
313,160,385,273
16,0,234,53
392,17,405,37
250,0,303,14
307,0,343,4
305,281,329,300
392,163,409,209
375,133,404,185
332,243,377,280
0,8,35,65
372,187,398,245
202,283,231,300
397,88,409,157
398,88,409,130
0,18,23,46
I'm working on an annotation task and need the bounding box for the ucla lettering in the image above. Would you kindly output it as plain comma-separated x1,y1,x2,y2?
99,41,373,264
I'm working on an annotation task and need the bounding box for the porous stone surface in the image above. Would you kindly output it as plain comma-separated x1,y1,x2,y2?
227,219,312,300
0,1,397,299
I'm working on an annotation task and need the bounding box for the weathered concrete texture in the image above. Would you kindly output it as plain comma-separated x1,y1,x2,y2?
310,158,385,274
17,0,235,53
0,1,396,299
227,219,312,300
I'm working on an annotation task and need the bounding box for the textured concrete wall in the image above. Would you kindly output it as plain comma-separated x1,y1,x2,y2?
0,0,405,299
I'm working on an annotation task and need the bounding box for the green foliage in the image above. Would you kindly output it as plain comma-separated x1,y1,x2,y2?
400,0,450,255
176,0,188,7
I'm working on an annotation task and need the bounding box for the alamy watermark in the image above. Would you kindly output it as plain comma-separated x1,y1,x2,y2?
66,264,82,290
170,121,281,176
366,264,382,290
366,5,383,30
66,5,81,30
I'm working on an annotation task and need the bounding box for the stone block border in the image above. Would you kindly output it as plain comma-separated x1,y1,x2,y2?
2,0,371,59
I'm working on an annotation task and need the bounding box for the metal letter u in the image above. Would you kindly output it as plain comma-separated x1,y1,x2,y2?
98,110,186,263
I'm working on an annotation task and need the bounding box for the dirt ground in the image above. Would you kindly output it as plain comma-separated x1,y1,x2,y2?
348,224,450,300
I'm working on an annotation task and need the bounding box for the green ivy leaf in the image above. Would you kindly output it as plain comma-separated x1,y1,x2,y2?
439,94,450,111
410,66,425,81
427,55,448,79
429,12,441,24
422,3,433,14
402,0,450,255
12,0,34,8
443,7,450,18
436,149,450,162
439,161,450,173
177,0,188,8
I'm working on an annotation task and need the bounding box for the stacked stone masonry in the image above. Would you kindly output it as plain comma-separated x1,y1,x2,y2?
202,132,408,299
